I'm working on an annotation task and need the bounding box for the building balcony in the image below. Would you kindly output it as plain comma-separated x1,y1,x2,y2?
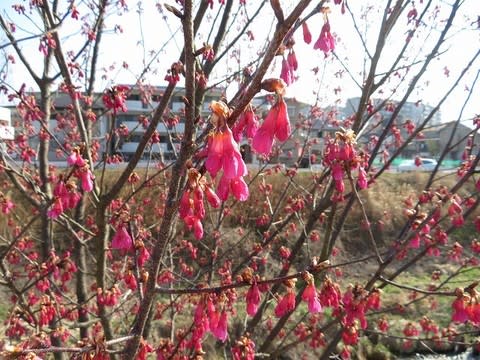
121,121,185,133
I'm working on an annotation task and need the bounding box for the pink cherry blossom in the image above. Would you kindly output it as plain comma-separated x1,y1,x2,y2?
252,97,291,155
275,290,296,317
211,310,228,342
232,108,259,142
47,197,64,219
246,282,261,316
280,57,294,86
80,167,94,192
217,175,249,202
67,149,86,167
111,224,133,250
302,283,322,313
357,166,368,189
205,126,247,179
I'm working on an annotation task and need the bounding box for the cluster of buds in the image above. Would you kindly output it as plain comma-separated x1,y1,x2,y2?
16,88,44,123
39,33,56,56
102,85,129,113
97,285,121,307
232,335,256,360
195,43,215,62
323,128,368,201
451,285,480,324
165,61,184,85
419,316,439,336
179,168,221,240
38,295,57,327
403,322,420,337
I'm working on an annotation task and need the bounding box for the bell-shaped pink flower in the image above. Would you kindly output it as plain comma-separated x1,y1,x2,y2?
331,163,344,181
179,189,193,219
193,188,205,219
211,310,228,342
357,166,368,190
230,177,249,201
314,21,335,56
274,290,296,317
233,108,258,142
205,186,221,208
47,197,64,219
452,296,468,324
193,302,209,343
302,283,322,314
287,50,298,71
193,218,204,240
217,175,249,202
280,58,294,86
112,224,133,250
252,97,291,155
246,282,261,316
80,168,94,192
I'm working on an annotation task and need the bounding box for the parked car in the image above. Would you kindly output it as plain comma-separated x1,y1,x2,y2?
397,158,438,172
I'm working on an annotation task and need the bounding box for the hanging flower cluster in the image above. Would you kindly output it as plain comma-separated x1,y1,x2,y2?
204,101,249,202
191,294,231,353
179,168,221,240
301,7,335,56
314,21,335,56
323,128,369,201
278,37,298,86
252,79,291,156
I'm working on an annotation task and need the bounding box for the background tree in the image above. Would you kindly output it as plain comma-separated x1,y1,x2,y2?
0,0,479,359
